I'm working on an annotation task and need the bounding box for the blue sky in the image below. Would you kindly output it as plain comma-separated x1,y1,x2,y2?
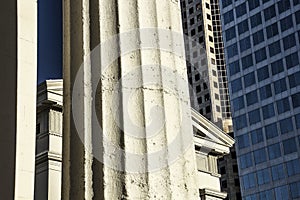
38,0,62,83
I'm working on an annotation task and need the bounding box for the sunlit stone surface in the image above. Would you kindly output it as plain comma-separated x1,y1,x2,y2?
62,0,199,199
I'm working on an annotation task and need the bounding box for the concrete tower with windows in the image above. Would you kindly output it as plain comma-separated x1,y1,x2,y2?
180,0,240,199
180,0,233,133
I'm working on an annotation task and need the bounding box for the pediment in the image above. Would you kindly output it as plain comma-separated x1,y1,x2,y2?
191,108,234,154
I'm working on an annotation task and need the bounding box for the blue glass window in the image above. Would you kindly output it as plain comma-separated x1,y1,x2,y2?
275,186,289,199
242,54,253,69
294,0,300,6
259,189,274,200
283,138,297,154
225,26,236,41
255,47,267,63
265,123,278,139
295,113,300,129
248,0,260,10
239,36,251,52
277,0,291,14
276,97,290,114
257,66,269,81
271,59,284,75
257,168,270,185
274,78,287,94
229,60,240,76
292,92,300,108
227,43,238,57
296,10,300,24
248,109,261,125
266,23,279,39
240,153,253,169
224,10,234,24
250,13,262,28
262,103,275,119
280,15,294,32
236,3,247,18
254,148,267,164
251,128,264,144
234,114,247,130
286,159,300,176
242,173,256,189
222,0,233,8
268,143,281,160
262,0,270,3
289,71,300,88
244,72,256,87
252,30,265,45
264,5,276,21
271,164,285,181
246,91,258,106
233,96,245,111
231,78,242,93
268,40,281,57
286,52,299,69
245,194,257,200
260,84,272,100
237,134,250,149
238,20,249,35
290,181,300,198
280,118,294,134
283,34,296,50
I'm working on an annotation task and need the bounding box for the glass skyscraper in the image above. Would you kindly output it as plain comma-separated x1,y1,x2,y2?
220,0,300,199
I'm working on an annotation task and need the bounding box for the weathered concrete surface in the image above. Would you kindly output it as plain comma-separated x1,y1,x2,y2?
0,0,37,199
63,0,199,199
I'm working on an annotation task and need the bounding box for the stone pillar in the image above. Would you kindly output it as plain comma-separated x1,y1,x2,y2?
63,0,198,199
0,0,37,199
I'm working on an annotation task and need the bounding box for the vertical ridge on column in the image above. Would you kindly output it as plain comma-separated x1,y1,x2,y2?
82,0,94,199
89,0,105,198
99,0,125,198
138,0,173,198
173,1,199,198
155,0,180,198
118,0,150,198
170,1,198,199
62,0,71,198
63,0,86,199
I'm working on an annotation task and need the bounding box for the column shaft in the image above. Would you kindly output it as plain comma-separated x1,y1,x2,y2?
63,0,198,199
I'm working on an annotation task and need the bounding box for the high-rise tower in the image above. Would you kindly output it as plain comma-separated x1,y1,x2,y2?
180,0,233,133
220,0,300,199
180,1,240,199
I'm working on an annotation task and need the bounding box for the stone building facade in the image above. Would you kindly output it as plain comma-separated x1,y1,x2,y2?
192,109,234,200
34,80,234,200
35,80,63,200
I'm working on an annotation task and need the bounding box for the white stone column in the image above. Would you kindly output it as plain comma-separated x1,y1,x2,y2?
0,0,37,199
63,0,198,199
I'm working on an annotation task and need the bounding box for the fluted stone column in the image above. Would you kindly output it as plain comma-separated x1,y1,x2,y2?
63,0,198,199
